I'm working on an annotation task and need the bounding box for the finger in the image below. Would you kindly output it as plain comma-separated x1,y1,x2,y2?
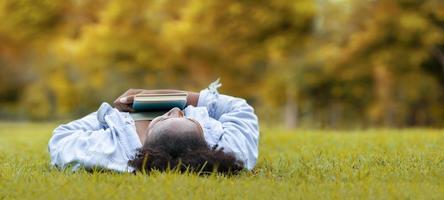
114,103,124,112
119,95,135,104
113,99,120,107
126,95,135,104
122,104,135,112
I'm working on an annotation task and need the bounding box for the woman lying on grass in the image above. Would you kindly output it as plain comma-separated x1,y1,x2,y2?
48,80,259,174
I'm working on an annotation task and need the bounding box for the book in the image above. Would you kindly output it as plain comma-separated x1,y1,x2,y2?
131,93,188,112
129,111,169,121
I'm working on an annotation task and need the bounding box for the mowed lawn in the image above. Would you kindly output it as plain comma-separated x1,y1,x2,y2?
0,122,443,199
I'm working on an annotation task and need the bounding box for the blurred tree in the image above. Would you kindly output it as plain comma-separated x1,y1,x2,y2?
0,0,67,119
0,0,443,128
311,0,444,127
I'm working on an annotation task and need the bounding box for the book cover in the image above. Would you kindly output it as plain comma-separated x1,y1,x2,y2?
132,93,188,112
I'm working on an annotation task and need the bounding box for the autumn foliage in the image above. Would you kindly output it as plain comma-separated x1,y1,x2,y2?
0,0,443,128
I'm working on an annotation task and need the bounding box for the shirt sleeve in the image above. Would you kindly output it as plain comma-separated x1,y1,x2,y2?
48,103,141,172
197,82,260,170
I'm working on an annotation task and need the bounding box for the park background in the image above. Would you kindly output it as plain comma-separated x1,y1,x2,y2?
0,0,443,129
1,1,443,199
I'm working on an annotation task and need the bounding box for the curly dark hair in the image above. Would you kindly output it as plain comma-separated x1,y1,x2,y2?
128,129,244,175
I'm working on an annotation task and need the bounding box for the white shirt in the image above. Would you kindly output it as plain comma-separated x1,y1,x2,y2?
48,81,260,172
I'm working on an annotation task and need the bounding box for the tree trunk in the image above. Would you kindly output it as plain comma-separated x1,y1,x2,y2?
432,47,444,74
284,87,297,129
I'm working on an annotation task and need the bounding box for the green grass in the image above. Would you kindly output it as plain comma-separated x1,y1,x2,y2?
0,122,443,199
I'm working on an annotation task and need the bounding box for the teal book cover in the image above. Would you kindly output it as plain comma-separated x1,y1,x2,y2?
132,100,186,111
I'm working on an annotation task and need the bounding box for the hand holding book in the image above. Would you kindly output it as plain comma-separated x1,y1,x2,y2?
113,89,199,113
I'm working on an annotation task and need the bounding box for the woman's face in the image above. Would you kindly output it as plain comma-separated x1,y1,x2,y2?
144,107,204,144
